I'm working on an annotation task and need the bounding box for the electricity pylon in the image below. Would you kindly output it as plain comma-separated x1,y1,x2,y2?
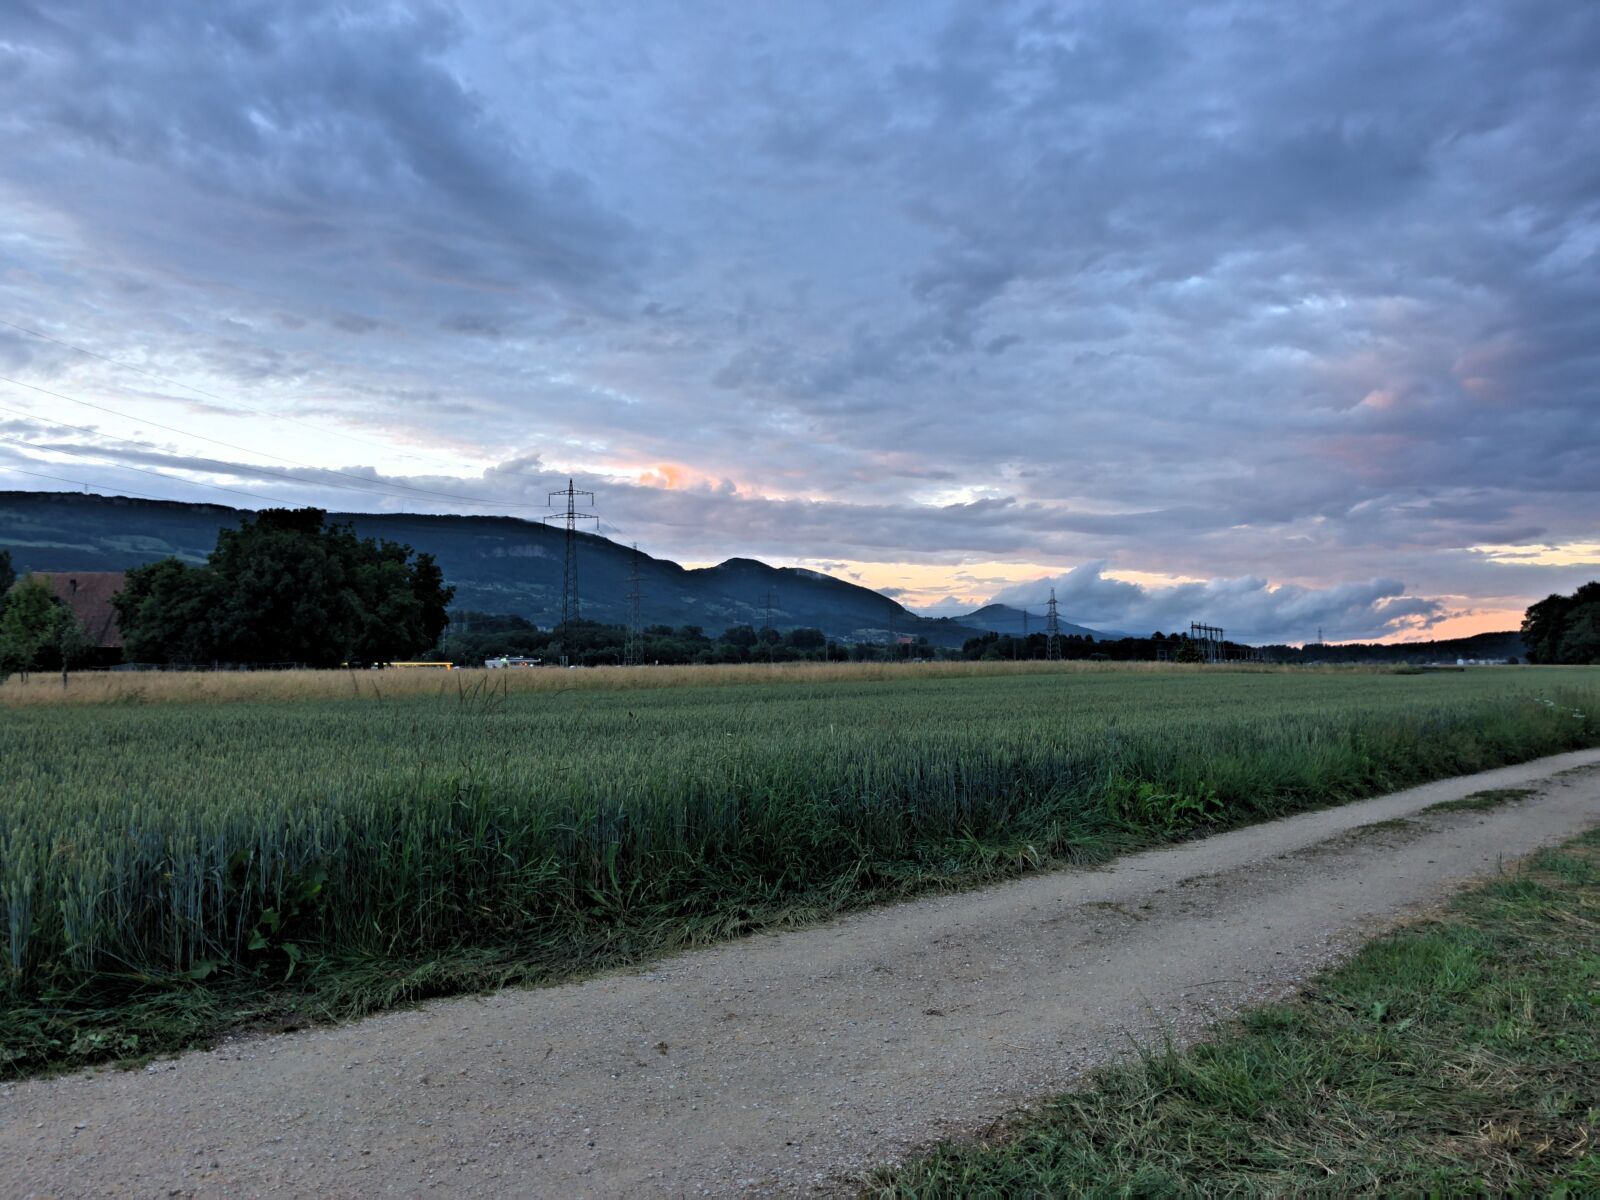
624,543,644,666
543,479,597,665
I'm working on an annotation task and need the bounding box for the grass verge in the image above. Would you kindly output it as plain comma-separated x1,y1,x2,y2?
0,871,1011,1078
1426,785,1540,814
870,828,1600,1196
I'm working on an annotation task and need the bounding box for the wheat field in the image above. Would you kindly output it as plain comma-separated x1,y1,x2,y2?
1,657,1215,707
4,662,1597,1073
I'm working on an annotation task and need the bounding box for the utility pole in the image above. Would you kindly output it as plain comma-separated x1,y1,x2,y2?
1045,588,1061,661
761,586,777,662
544,479,598,666
624,543,644,667
1022,606,1030,659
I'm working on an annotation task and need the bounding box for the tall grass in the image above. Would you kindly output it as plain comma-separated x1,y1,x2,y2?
3,665,1597,1072
4,658,1213,708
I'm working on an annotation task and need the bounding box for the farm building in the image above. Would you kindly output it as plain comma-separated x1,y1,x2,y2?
33,571,126,655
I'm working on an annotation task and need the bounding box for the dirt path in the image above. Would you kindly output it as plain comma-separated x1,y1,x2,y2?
7,749,1600,1199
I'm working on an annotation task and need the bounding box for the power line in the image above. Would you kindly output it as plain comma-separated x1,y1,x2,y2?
0,377,548,512
0,399,366,501
0,372,514,506
0,463,201,505
0,315,468,470
0,433,282,504
0,396,536,510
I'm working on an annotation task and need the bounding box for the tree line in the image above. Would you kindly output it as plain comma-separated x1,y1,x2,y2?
960,630,1240,662
440,613,895,666
1521,583,1600,664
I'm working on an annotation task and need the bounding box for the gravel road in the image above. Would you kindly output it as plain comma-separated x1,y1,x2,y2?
6,748,1600,1198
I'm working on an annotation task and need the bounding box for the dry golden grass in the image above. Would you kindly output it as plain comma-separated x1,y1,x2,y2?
0,658,1256,707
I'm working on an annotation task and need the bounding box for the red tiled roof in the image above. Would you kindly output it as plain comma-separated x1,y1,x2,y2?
33,571,126,648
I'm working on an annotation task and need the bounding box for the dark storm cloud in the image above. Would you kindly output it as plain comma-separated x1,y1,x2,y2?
0,0,1596,635
0,1,640,305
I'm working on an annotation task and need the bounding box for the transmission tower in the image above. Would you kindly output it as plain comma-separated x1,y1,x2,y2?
624,543,644,666
761,586,777,661
1045,588,1062,661
1188,621,1226,663
543,479,598,665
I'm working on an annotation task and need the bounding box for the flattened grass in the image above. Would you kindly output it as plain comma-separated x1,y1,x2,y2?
871,829,1600,1196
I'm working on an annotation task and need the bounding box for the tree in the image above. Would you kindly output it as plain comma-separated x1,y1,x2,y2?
1557,601,1600,665
1522,582,1600,664
722,624,757,649
115,508,456,666
0,575,82,678
114,558,221,663
55,607,92,680
1521,592,1571,664
410,552,451,649
786,627,826,651
0,548,14,602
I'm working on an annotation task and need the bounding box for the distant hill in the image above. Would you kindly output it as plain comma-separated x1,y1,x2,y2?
0,491,995,646
957,603,1123,640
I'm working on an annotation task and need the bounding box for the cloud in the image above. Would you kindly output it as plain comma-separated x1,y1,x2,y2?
913,594,986,617
439,314,507,339
990,562,1444,644
331,314,380,335
0,0,1595,638
0,2,641,310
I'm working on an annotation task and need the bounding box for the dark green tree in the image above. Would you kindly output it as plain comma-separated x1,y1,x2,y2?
722,624,758,649
115,508,455,666
1522,582,1600,664
1557,600,1600,665
785,627,826,651
410,552,451,648
1521,592,1572,664
114,558,222,663
0,575,81,678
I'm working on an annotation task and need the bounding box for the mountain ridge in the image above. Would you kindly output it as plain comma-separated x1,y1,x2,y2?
957,602,1128,640
0,490,1108,647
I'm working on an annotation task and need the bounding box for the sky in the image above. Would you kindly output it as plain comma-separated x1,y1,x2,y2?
0,1,1596,644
